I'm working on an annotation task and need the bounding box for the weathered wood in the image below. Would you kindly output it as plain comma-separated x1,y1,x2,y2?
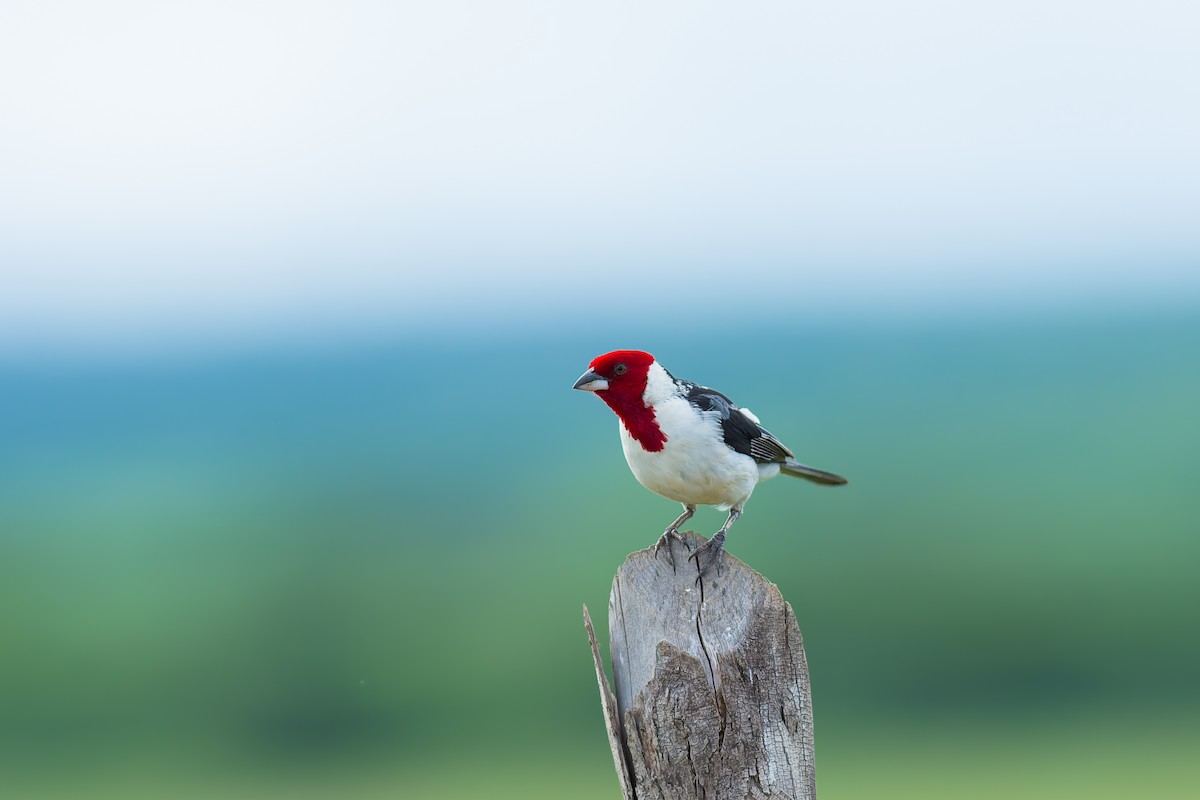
585,604,637,798
584,531,816,800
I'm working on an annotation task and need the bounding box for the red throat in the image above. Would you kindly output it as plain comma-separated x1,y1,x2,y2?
598,391,667,452
588,350,667,452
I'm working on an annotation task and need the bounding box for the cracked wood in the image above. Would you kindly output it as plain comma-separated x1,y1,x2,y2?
585,531,816,800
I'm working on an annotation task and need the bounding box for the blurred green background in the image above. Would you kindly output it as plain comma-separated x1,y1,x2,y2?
2,310,1197,799
4,2,1199,797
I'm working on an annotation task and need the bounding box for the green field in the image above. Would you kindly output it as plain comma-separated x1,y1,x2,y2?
1,310,1197,797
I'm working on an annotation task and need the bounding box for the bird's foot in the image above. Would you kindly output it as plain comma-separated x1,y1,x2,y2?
653,527,691,570
689,531,726,580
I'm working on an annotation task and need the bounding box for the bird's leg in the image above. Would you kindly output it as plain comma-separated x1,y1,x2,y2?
690,507,741,579
654,504,696,569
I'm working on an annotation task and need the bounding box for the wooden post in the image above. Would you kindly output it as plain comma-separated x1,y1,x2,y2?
584,531,817,800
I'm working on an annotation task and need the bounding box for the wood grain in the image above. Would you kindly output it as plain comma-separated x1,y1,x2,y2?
585,531,816,799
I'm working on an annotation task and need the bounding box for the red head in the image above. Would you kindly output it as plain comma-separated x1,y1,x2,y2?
573,350,666,451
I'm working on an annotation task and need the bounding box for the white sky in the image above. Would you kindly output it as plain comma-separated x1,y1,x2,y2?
1,1,1197,351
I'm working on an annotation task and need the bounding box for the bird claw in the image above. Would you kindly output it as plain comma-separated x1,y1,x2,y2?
688,533,726,580
653,528,691,571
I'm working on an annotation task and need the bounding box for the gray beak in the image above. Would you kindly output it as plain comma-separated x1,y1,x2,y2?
573,369,609,392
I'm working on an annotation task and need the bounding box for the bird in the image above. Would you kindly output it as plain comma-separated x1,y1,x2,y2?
573,349,846,576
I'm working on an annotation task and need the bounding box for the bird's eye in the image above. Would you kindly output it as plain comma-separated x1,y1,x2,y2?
614,363,628,376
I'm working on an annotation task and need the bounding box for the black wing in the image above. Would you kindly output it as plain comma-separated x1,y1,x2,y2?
681,382,794,464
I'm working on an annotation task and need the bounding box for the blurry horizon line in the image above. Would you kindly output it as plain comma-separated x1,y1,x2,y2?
1,287,1196,366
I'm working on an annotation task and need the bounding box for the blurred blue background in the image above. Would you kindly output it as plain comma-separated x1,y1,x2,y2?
1,2,1198,798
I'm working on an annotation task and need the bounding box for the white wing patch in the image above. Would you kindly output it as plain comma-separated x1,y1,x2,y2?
749,434,793,463
739,407,761,425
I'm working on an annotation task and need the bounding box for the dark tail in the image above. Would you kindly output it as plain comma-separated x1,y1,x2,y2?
780,460,848,486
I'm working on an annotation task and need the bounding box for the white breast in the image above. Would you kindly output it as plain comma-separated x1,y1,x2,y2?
617,363,762,510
